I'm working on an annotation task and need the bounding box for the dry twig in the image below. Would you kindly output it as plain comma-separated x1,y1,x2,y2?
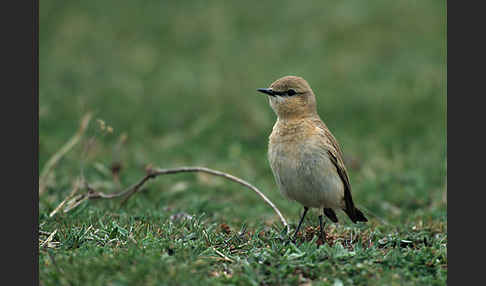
59,166,290,233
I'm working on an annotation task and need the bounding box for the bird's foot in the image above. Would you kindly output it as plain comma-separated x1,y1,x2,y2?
316,235,326,247
317,216,326,247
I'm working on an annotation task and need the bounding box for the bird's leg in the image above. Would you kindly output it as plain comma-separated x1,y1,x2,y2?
292,206,309,242
318,213,326,245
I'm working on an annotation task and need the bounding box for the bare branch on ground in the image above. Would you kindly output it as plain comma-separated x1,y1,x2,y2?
54,166,290,233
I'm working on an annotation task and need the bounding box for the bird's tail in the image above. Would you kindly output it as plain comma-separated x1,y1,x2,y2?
345,207,368,223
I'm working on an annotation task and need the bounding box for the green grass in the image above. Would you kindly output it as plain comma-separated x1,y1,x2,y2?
39,0,447,285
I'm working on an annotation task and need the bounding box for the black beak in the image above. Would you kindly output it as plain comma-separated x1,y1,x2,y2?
257,88,275,97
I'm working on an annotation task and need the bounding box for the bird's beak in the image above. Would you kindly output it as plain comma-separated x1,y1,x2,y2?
257,88,275,97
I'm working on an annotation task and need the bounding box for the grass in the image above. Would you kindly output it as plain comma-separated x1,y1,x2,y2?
39,0,446,285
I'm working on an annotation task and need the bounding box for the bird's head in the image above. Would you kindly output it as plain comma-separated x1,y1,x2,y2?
257,76,317,119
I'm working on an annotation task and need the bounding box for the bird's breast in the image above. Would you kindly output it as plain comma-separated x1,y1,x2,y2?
267,121,344,209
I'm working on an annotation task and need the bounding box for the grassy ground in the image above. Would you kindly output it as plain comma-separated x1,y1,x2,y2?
39,0,446,285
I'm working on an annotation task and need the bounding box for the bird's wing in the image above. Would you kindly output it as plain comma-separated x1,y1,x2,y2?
310,118,349,183
310,118,358,218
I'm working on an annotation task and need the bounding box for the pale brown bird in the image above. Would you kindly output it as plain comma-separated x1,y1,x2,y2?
258,75,367,243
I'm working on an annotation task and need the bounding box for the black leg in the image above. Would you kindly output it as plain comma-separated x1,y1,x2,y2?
292,206,309,242
318,214,326,245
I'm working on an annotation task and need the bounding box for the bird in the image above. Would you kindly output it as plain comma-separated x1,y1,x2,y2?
257,75,367,244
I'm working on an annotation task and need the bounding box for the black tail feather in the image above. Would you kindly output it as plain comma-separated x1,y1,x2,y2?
354,208,368,222
323,208,338,223
345,207,368,223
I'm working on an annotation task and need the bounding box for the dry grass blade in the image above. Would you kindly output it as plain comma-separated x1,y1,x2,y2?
212,247,233,263
49,178,82,217
39,113,92,196
40,229,57,248
63,194,89,213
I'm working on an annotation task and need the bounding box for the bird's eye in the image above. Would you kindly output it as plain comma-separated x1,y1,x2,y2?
287,89,296,96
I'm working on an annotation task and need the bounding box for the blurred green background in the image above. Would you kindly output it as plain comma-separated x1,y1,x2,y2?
39,0,446,284
40,0,446,220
